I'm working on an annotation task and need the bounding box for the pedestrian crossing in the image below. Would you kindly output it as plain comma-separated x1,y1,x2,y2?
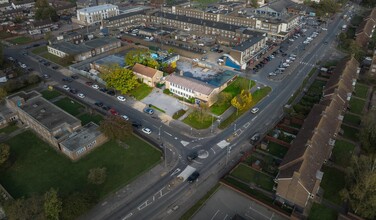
299,61,316,67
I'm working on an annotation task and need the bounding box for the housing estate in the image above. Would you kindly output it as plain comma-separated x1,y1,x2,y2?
75,4,119,25
6,91,107,160
47,37,121,61
275,57,359,213
355,8,376,48
132,63,163,87
10,0,34,9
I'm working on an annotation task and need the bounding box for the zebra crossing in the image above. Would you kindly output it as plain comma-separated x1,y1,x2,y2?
299,61,316,67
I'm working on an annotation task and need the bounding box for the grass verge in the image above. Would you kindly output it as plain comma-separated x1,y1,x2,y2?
8,36,34,45
129,83,153,100
182,110,213,129
54,97,85,116
0,124,18,134
150,105,165,113
41,53,69,67
78,113,103,125
31,46,47,55
172,109,186,119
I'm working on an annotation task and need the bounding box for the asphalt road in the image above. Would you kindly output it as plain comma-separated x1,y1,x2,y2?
3,9,348,220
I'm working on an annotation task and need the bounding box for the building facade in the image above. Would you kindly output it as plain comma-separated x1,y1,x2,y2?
230,35,268,69
76,4,119,25
132,63,163,87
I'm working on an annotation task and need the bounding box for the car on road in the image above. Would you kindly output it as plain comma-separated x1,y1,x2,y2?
132,121,142,128
63,85,70,90
107,90,115,96
95,102,103,107
85,81,93,86
144,108,154,115
43,62,51,66
250,133,260,144
121,115,129,120
52,66,59,70
102,105,110,111
187,171,200,183
187,152,198,162
71,74,79,79
92,84,99,89
62,77,73,83
251,107,259,114
42,74,50,79
20,63,27,68
77,93,85,98
117,96,126,102
109,108,118,115
142,127,151,134
100,88,108,93
69,89,78,94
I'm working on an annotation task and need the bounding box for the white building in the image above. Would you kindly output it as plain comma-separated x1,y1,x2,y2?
76,4,119,25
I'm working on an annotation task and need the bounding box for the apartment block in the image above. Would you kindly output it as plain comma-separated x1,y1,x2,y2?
76,4,119,25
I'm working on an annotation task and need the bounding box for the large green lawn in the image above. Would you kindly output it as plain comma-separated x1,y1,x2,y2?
0,124,19,134
349,97,366,115
230,163,275,192
321,166,345,205
182,110,213,129
78,113,103,125
8,36,34,45
341,125,359,142
31,46,47,55
41,90,62,100
130,83,153,100
332,140,355,167
354,84,368,99
265,142,288,158
54,97,85,116
308,203,338,220
343,113,361,126
0,131,161,199
42,53,69,67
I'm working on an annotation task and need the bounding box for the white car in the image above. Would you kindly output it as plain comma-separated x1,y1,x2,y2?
268,72,276,76
322,27,328,31
20,64,27,68
288,38,294,42
77,93,85,99
63,85,70,90
92,84,99,89
142,127,151,134
290,57,296,61
251,107,259,114
121,115,129,120
117,96,126,102
193,58,199,62
282,63,290,67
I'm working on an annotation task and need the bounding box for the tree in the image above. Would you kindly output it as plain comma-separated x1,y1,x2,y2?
88,167,107,185
28,74,41,84
250,0,259,8
0,87,7,102
99,115,132,141
231,90,253,114
61,191,97,220
216,92,232,106
4,194,45,220
44,188,62,220
340,155,376,219
35,0,58,22
359,110,376,153
101,65,139,94
0,143,10,166
124,49,160,69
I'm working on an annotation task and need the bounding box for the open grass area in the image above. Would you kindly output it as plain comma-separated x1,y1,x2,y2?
341,124,359,142
332,140,355,167
129,83,153,100
230,163,275,192
172,109,186,119
78,113,103,125
41,90,61,100
0,124,18,134
41,53,69,67
321,166,345,205
308,203,338,220
0,131,161,199
210,77,255,115
349,97,366,115
180,184,220,220
54,97,85,116
8,36,34,45
0,32,14,39
182,110,213,129
354,84,368,99
31,46,47,55
264,142,288,158
343,113,361,126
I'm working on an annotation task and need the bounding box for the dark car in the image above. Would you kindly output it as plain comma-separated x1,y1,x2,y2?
217,49,224,53
71,74,79,79
27,67,33,72
85,81,93,86
144,108,154,115
250,133,261,144
52,66,59,70
99,87,108,93
187,152,198,162
44,62,51,66
69,89,78,94
132,121,142,129
107,90,115,96
94,102,103,107
33,43,40,47
187,171,200,183
102,105,110,111
62,77,73,83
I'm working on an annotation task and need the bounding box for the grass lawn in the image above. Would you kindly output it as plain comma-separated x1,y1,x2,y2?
8,36,34,45
341,125,359,142
321,166,345,205
182,110,213,129
308,203,338,220
332,140,355,167
343,113,361,126
180,184,220,220
31,46,47,55
230,163,275,192
41,90,61,100
0,32,14,39
78,113,103,125
172,109,186,119
0,124,18,134
0,131,161,199
354,84,368,99
54,97,85,116
252,87,272,104
210,77,255,115
349,97,366,115
265,142,288,158
41,53,69,67
130,83,153,100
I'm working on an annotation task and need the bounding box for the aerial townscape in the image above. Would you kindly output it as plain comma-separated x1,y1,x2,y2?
0,0,375,219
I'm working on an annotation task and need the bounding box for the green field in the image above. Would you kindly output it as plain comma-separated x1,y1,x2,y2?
8,36,34,45
41,53,69,67
172,109,186,119
54,97,85,116
321,166,345,205
41,90,61,100
354,84,368,99
349,97,366,115
0,124,19,134
332,140,355,167
230,163,275,192
183,110,213,129
31,46,47,55
130,83,153,100
308,203,338,220
78,113,103,125
0,131,161,199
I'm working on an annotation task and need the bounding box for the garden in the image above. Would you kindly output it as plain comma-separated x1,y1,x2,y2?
348,97,366,115
320,166,345,205
331,140,355,167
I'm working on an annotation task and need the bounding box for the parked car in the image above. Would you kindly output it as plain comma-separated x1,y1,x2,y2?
109,108,118,115
62,77,73,82
132,121,142,128
251,107,259,114
85,81,93,86
107,90,115,96
144,108,154,115
63,85,70,90
99,88,108,93
117,96,126,102
92,84,99,89
69,89,78,94
250,133,260,144
142,127,152,134
52,66,59,70
42,74,50,79
77,93,85,99
187,152,198,162
102,105,111,111
94,102,103,107
187,171,200,183
71,74,79,79
121,115,129,120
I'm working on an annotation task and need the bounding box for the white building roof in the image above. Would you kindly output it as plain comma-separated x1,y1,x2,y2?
77,4,117,14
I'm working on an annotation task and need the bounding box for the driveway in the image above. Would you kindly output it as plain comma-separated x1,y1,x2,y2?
191,186,287,220
142,89,186,116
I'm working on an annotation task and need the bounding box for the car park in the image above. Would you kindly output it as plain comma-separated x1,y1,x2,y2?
77,93,85,98
187,171,200,183
92,84,99,89
251,107,259,114
187,152,198,162
117,96,126,102
144,108,154,115
142,127,152,134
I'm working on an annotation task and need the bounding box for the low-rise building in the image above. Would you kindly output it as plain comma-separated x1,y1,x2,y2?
47,37,121,61
11,0,34,9
355,8,376,49
76,4,119,25
132,63,163,87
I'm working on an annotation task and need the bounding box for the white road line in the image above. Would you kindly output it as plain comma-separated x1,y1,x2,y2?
251,116,258,121
122,213,133,220
211,147,216,154
211,210,220,220
244,213,256,220
244,122,250,128
249,205,270,219
223,214,228,220
170,168,181,176
164,131,172,136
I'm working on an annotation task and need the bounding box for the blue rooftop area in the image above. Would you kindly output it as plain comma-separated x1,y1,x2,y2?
183,70,237,87
94,55,125,67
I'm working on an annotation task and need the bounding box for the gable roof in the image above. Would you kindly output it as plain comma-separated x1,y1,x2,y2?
166,74,215,95
132,63,159,78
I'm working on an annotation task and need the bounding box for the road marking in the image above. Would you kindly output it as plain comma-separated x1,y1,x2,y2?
244,122,250,128
234,129,242,136
211,147,216,154
251,116,258,121
181,140,189,146
211,210,220,220
244,213,256,220
223,214,228,220
101,201,107,206
249,204,270,219
164,131,172,136
137,200,152,210
122,213,133,220
192,145,202,149
217,140,230,149
170,168,181,176
193,160,203,164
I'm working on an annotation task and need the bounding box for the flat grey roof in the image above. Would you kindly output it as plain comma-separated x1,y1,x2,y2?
49,37,120,55
77,4,117,14
60,122,102,152
232,35,266,52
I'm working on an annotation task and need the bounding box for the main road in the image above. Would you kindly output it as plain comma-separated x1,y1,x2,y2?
4,9,347,220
